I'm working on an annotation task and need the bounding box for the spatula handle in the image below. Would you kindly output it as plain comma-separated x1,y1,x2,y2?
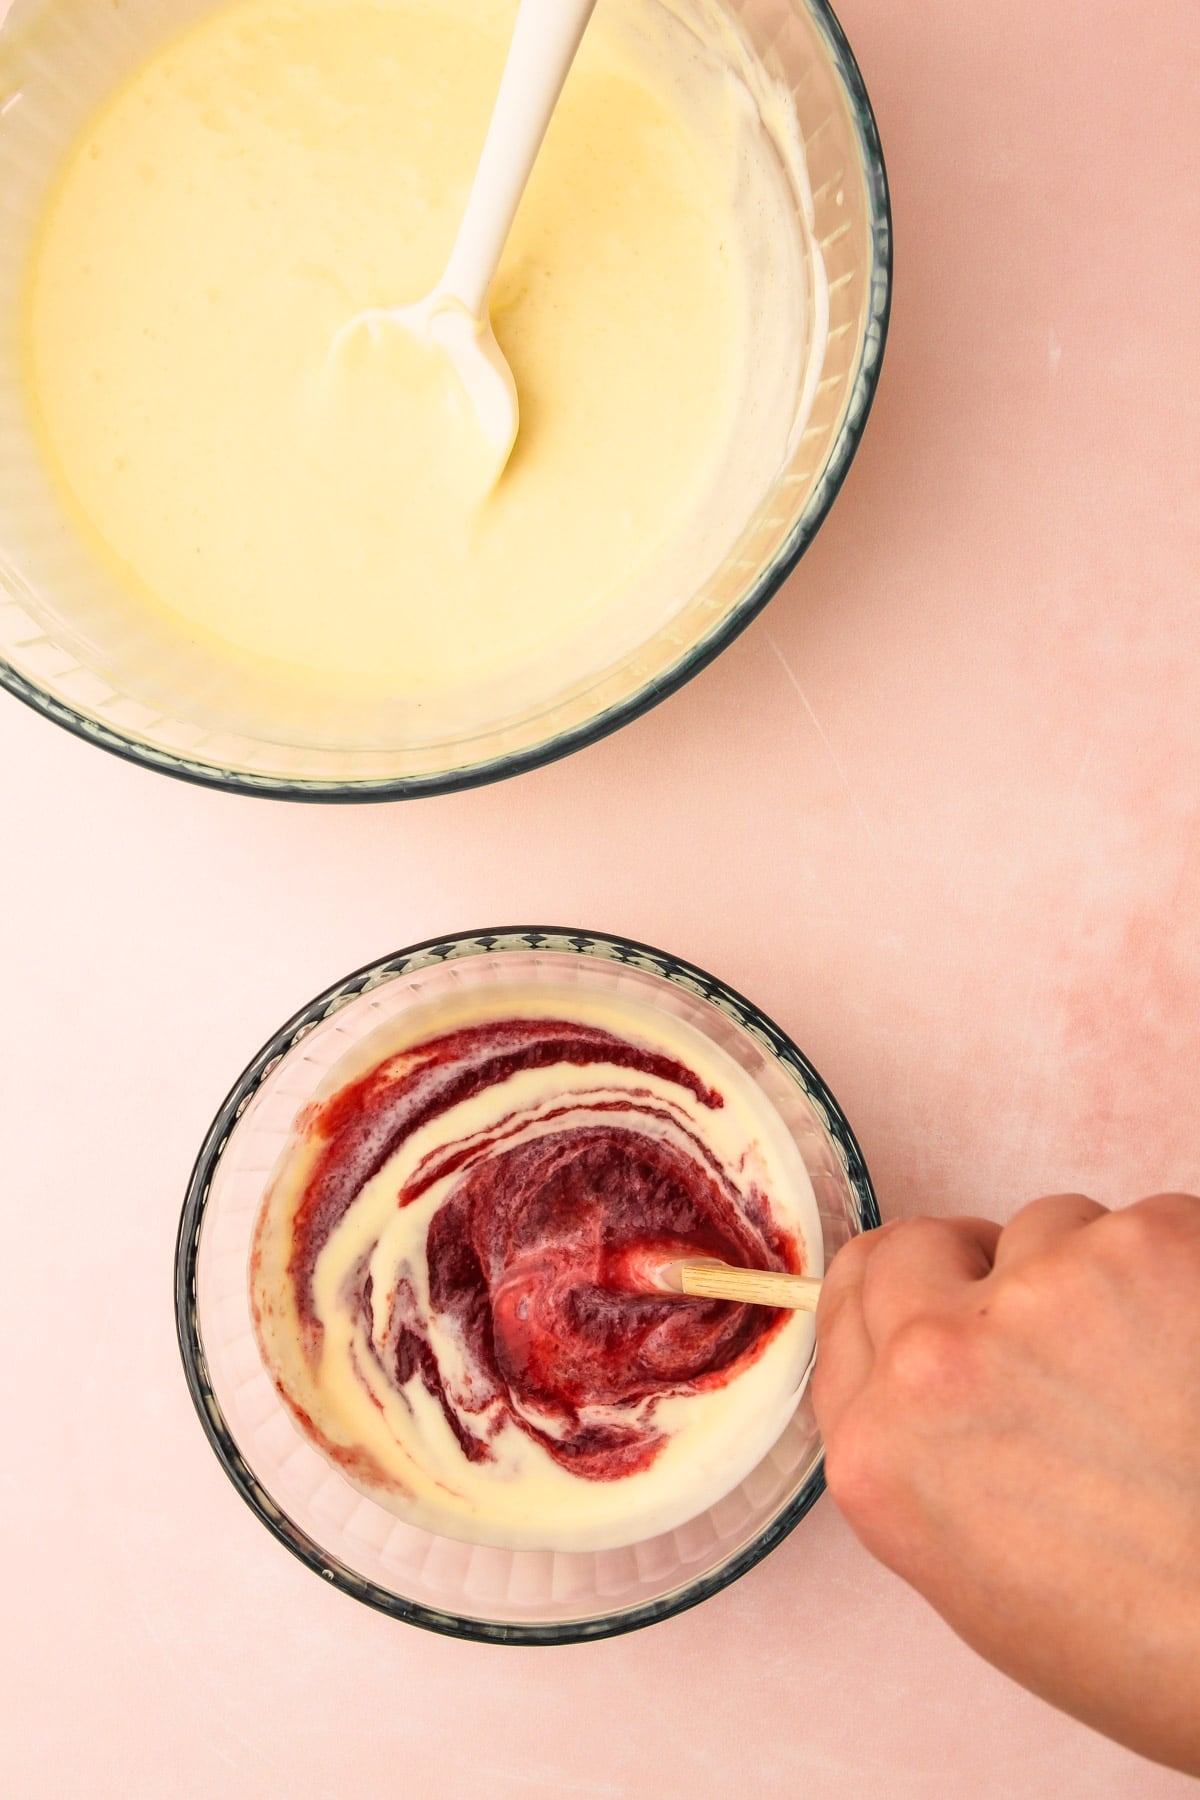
676,1261,823,1311
441,0,599,317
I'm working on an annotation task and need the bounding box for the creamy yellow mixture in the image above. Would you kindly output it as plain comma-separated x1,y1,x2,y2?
21,0,807,727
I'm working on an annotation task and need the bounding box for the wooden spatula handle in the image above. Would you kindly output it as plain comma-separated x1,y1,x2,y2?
676,1260,822,1311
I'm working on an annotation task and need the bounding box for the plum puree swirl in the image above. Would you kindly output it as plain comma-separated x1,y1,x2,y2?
251,1013,808,1535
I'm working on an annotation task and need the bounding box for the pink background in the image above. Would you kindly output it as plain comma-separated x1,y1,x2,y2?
2,0,1198,1793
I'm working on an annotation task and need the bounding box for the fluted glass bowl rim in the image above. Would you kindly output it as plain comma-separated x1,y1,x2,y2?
1,0,891,803
175,926,881,1643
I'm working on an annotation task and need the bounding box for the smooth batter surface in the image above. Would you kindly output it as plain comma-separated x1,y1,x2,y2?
251,988,822,1551
22,0,807,730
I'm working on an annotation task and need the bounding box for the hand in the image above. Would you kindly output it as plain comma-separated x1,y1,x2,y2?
813,1193,1200,1776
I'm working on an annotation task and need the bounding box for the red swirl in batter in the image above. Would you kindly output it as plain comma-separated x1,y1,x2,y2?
255,1017,799,1489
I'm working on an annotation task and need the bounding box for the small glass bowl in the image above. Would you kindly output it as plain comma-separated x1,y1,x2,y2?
175,928,879,1642
0,0,890,799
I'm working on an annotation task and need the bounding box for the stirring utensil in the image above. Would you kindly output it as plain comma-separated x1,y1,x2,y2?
653,1258,823,1313
332,0,598,471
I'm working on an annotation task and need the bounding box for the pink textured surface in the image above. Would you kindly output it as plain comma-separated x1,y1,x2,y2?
2,0,1198,1793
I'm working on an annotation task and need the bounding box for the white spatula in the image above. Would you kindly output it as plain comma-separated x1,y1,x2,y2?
333,0,598,472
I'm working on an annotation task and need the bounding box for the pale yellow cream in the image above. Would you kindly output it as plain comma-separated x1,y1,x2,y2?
22,0,808,729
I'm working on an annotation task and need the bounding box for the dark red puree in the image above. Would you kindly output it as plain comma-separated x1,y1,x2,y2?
286,1019,797,1482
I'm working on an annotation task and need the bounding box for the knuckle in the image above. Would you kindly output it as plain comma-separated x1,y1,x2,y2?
1095,1199,1170,1266
1138,1190,1197,1229
825,1227,880,1285
894,1215,949,1250
1108,1200,1162,1249
878,1316,968,1406
1097,1194,1200,1271
885,1213,989,1267
992,1253,1066,1319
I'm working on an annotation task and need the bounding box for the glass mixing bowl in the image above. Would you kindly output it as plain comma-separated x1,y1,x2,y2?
176,928,880,1641
0,0,889,799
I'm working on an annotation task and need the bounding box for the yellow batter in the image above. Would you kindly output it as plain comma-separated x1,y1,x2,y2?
21,0,807,723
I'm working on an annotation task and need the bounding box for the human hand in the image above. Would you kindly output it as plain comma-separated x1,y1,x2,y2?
813,1193,1200,1776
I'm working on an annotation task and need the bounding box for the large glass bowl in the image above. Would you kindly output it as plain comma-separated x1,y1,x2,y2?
175,928,880,1642
0,0,890,800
